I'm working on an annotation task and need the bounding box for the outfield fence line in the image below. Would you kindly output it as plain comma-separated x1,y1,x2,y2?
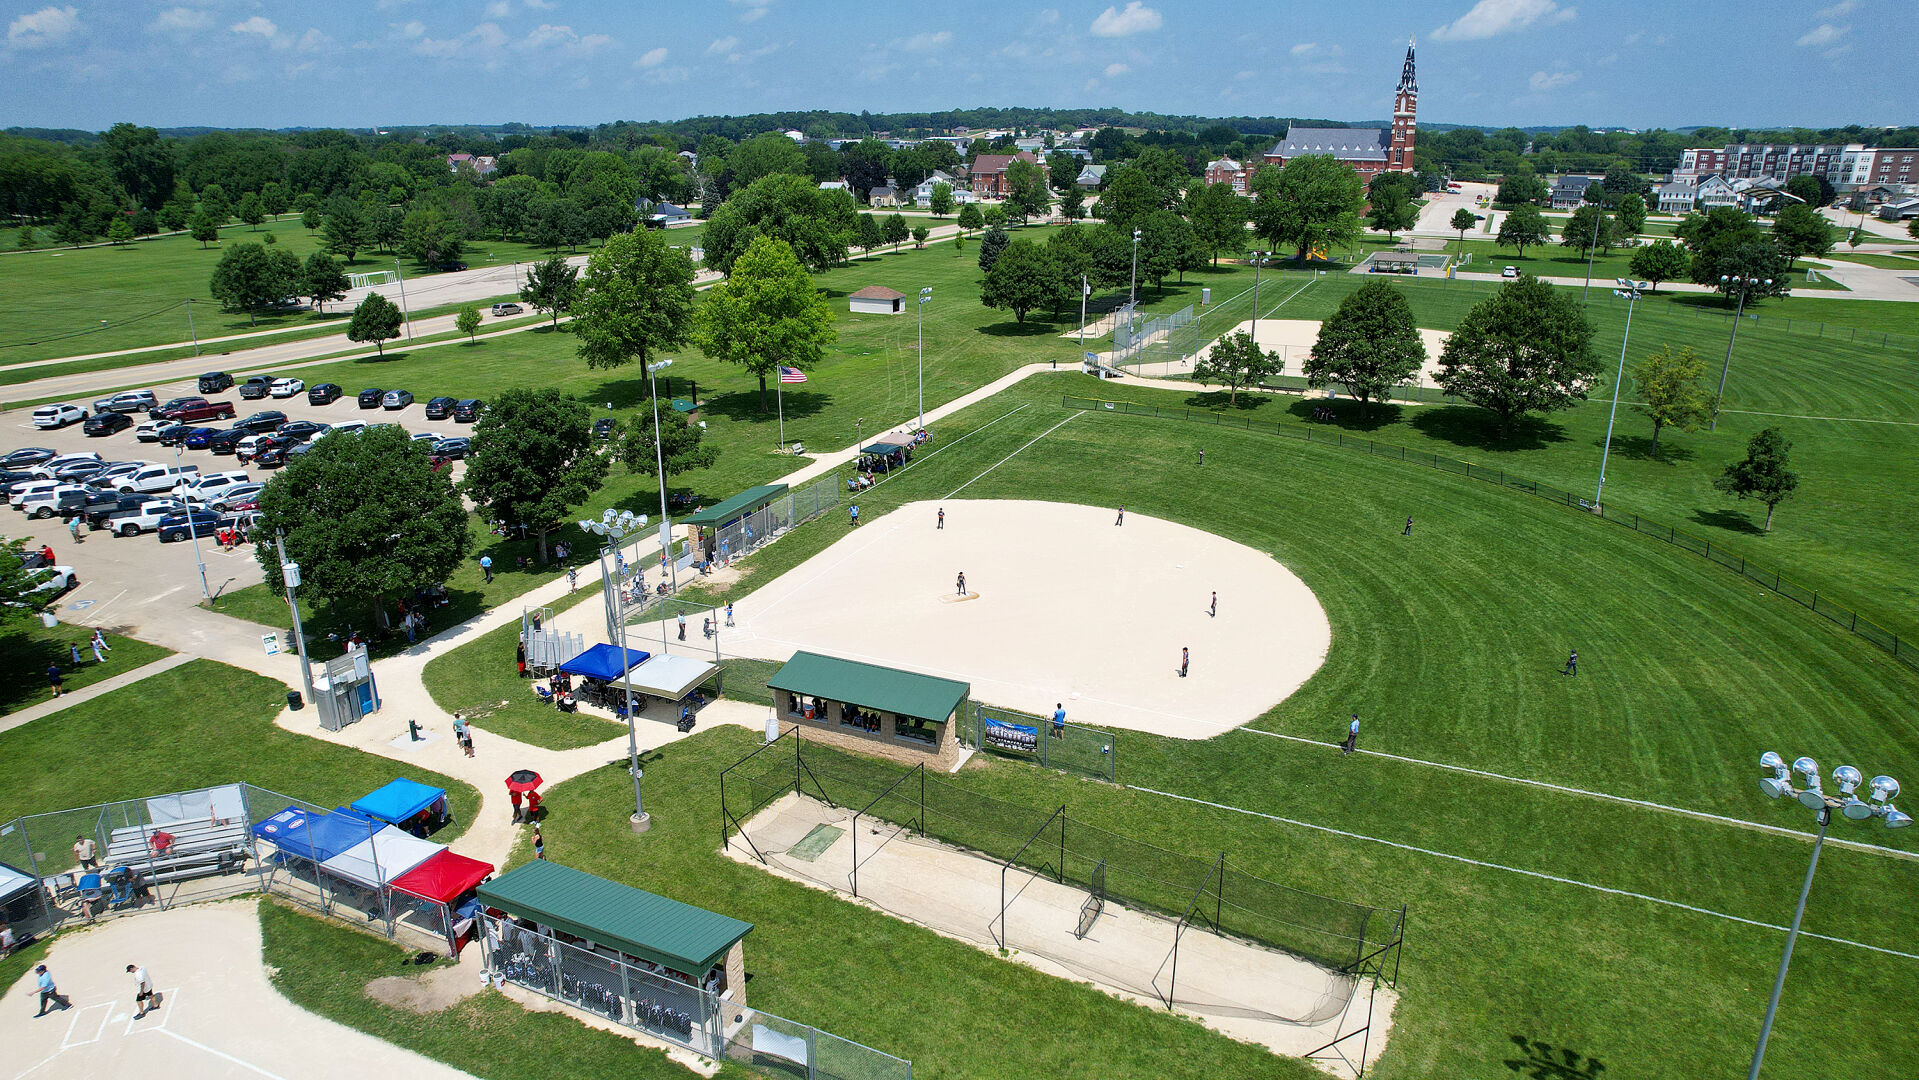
1061,394,1915,671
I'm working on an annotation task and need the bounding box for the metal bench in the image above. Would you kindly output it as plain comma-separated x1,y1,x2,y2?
106,819,253,884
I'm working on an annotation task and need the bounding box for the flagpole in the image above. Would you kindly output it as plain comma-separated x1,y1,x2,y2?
776,369,785,447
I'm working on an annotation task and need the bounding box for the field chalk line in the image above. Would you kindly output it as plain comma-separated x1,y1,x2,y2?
1130,784,1919,963
943,413,1082,499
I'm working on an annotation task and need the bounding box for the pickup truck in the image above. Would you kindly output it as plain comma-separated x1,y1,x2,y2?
155,397,237,423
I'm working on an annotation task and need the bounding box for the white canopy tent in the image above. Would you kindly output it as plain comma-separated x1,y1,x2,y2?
319,827,443,889
617,653,719,702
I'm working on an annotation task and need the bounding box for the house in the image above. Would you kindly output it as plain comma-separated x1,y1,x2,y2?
1877,197,1919,221
446,153,497,177
966,151,1039,198
848,286,906,315
783,129,805,142
1693,174,1739,211
1076,164,1107,189
635,199,693,228
1263,40,1418,182
912,170,959,208
1654,181,1697,215
868,178,902,208
1204,157,1247,195
819,180,850,193
1014,138,1046,154
1549,175,1602,209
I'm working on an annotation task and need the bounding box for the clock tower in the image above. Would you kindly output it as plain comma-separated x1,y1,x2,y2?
1389,37,1417,173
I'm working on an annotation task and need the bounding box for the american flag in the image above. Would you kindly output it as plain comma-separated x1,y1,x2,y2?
779,366,807,384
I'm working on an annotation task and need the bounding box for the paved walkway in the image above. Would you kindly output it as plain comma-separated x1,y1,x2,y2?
0,654,195,735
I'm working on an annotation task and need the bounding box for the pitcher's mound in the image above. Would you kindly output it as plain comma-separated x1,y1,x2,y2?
940,592,980,604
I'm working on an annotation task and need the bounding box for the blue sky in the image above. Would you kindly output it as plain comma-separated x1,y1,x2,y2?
3,0,1912,132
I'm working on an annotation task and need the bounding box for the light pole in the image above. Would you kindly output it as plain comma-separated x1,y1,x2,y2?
1747,753,1907,1079
392,259,413,340
274,531,317,712
646,359,677,594
1077,274,1089,354
185,299,200,356
1711,274,1771,430
1580,203,1603,303
174,444,211,601
1129,228,1142,308
1594,279,1645,511
1248,250,1268,348
916,287,932,432
579,511,652,832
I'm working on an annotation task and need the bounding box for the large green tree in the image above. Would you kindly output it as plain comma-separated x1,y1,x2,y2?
702,173,858,274
1629,240,1689,292
1495,167,1548,207
1192,330,1282,406
1495,204,1552,256
574,229,697,371
1436,275,1600,433
400,207,465,266
928,182,954,218
1560,205,1619,256
189,207,220,248
237,192,264,231
254,425,470,629
1713,427,1799,531
978,239,1066,324
977,226,1011,273
1769,203,1834,270
1450,207,1478,243
462,388,608,562
1306,279,1427,415
1248,156,1365,261
882,212,910,251
1630,344,1711,456
303,251,349,313
1187,181,1250,265
322,202,366,262
346,292,404,354
695,235,836,410
1004,158,1052,222
619,405,719,487
956,203,984,233
208,242,303,325
519,255,579,326
1367,193,1417,241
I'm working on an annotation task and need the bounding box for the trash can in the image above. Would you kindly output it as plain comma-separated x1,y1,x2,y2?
287,690,304,710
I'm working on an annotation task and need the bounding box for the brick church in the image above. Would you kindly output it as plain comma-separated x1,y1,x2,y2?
1261,39,1418,183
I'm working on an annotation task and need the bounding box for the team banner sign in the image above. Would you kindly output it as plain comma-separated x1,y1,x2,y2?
983,718,1039,754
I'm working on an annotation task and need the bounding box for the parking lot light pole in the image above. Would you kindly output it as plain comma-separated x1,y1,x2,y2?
1711,274,1770,430
274,531,317,711
917,287,932,432
580,512,651,832
1594,279,1645,512
174,443,211,601
647,359,677,594
1130,228,1142,307
393,259,413,340
1248,251,1269,347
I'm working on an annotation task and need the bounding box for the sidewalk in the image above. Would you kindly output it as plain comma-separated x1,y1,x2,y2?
0,654,195,735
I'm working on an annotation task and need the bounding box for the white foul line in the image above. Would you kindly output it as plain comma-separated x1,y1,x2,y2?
943,413,1082,499
1243,729,1917,862
1128,784,1919,962
156,1028,295,1080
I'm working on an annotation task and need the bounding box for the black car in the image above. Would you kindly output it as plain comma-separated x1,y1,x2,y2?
357,388,385,409
423,396,457,420
156,423,195,447
3,448,57,468
592,417,618,442
54,460,109,482
453,398,484,422
198,371,234,394
238,376,274,400
277,420,328,443
72,491,143,527
430,436,471,459
253,441,296,467
207,428,248,455
156,509,224,543
307,383,343,406
82,411,133,437
234,410,288,434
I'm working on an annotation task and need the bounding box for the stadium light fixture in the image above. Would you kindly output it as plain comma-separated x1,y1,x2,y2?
1593,279,1646,512
579,510,651,833
1744,751,1906,1080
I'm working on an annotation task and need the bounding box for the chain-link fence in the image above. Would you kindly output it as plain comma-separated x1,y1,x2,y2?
1064,393,1917,669
709,475,842,568
959,704,1116,782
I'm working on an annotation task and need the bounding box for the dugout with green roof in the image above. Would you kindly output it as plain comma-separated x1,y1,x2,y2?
682,484,788,527
768,651,970,723
476,860,752,974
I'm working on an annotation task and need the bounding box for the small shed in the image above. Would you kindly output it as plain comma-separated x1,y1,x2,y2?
768,651,969,762
849,285,906,315
685,484,788,561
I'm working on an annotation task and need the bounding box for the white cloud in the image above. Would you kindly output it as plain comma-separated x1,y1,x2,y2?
375,0,417,9
1527,69,1579,91
1432,0,1575,42
1795,23,1848,47
1104,61,1130,77
641,65,690,83
706,35,739,55
394,20,425,39
1290,42,1317,56
1815,0,1858,16
294,28,330,53
523,23,611,52
485,0,511,17
150,7,212,34
8,5,79,49
230,16,278,39
414,21,509,60
731,0,773,22
1234,69,1255,80
1089,2,1161,37
524,0,558,9
635,46,668,67
728,42,778,62
897,30,952,52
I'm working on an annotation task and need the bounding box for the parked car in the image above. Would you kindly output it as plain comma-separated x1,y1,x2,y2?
175,472,252,505
1501,266,1519,278
592,417,618,442
154,424,194,447
134,419,170,442
2,448,57,468
208,429,251,455
209,483,264,511
238,376,275,399
270,377,306,398
9,479,67,508
430,436,470,458
83,411,134,436
307,383,343,406
323,419,367,438
156,508,225,543
96,497,185,535
234,410,288,434
423,396,457,420
357,388,385,409
112,462,199,495
198,371,235,393
382,389,414,410
53,460,111,483
277,420,328,443
409,431,446,445
235,434,282,462
92,390,157,414
453,399,484,423
182,427,221,450
29,453,102,479
32,404,87,429
18,485,89,518
64,489,141,525
26,564,79,599
490,302,522,316
154,397,236,423
87,461,149,487
253,441,295,467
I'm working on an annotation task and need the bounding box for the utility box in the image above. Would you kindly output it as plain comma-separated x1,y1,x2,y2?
313,643,379,732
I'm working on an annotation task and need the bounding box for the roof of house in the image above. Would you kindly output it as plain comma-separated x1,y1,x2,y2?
1552,175,1602,193
869,184,898,197
1207,157,1243,172
969,151,1038,175
767,651,970,722
1269,127,1388,162
1078,164,1107,179
849,285,906,301
682,484,790,527
476,861,752,974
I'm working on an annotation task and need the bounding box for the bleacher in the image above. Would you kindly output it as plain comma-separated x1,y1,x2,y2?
106,819,252,885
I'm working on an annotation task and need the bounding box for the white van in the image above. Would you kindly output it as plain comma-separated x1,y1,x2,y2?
17,484,87,518
115,462,200,495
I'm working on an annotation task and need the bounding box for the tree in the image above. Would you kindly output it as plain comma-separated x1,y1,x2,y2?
1436,275,1600,433
1713,427,1799,531
1614,193,1647,237
16,225,36,250
1693,238,1792,302
1560,205,1617,256
400,207,464,267
1099,166,1165,233
1249,156,1365,261
1786,174,1834,209
928,182,954,218
304,251,348,312
364,202,403,254
1059,184,1086,221
1192,330,1282,406
189,208,220,248
1495,168,1548,207
300,204,322,231
702,173,857,274
323,203,365,262
237,192,264,231
1450,207,1477,243
1306,279,1427,415
574,229,697,372
459,389,608,563
208,242,302,325
983,204,1007,229
855,213,884,259
1005,158,1051,221
1628,240,1689,293
1135,209,1191,290
106,216,135,246
346,292,404,355
911,223,930,248
1187,181,1249,265
977,226,1011,273
100,122,177,211
0,538,51,624
455,305,482,342
979,239,1066,324
1495,204,1552,256
519,255,579,326
883,213,910,252
1770,203,1834,270
1911,219,1919,241
197,183,231,225
1367,193,1417,240
254,424,470,628
1600,160,1650,202
1630,345,1711,456
261,181,289,218
695,235,836,410
619,404,719,485
956,203,984,233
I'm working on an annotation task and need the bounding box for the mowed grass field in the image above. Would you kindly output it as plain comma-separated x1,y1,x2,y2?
519,383,1919,1080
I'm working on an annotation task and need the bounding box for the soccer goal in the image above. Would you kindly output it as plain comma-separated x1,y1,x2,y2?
347,270,398,289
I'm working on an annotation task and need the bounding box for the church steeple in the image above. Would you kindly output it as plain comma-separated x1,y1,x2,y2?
1397,37,1417,95
1390,36,1417,172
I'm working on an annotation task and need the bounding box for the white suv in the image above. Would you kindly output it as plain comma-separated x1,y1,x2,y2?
176,472,252,504
100,498,187,536
17,485,87,518
115,462,200,495
32,404,87,429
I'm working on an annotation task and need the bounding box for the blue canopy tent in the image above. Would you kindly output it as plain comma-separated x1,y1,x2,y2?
352,779,452,831
253,806,382,864
558,643,651,681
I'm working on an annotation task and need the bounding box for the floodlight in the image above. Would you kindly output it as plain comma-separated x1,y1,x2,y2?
1841,797,1873,821
1796,788,1829,811
1833,765,1863,794
1760,751,1785,771
1869,776,1901,803
1885,808,1913,830
1792,757,1821,785
1759,776,1789,798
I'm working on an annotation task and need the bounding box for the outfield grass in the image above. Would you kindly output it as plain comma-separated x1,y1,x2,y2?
0,659,480,836
0,622,169,714
1822,252,1919,270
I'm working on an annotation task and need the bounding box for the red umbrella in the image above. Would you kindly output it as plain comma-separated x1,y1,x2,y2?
506,770,543,793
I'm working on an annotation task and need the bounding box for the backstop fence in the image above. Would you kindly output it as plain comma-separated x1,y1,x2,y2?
958,704,1117,782
710,474,843,569
1061,394,1917,671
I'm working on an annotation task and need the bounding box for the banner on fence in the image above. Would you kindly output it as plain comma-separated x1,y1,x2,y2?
984,718,1039,753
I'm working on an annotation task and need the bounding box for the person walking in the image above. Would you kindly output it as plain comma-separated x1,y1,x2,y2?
956,572,967,597
566,569,578,593
1115,506,1125,526
70,643,84,667
1403,516,1413,537
73,835,98,871
1197,449,1205,466
479,554,493,584
516,640,527,678
127,964,157,1019
69,517,82,544
533,827,546,861
452,713,472,757
1052,703,1066,739
850,503,860,527
677,612,687,641
1342,714,1361,754
937,507,945,530
47,663,63,699
1209,591,1217,618
725,602,734,628
34,964,69,1017
1563,649,1578,677
509,789,523,824
1179,647,1189,678
90,629,110,663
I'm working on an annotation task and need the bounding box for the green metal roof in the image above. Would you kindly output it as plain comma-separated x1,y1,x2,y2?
681,483,788,527
767,651,970,722
475,860,752,973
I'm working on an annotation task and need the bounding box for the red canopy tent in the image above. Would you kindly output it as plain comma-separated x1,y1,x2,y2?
392,849,495,954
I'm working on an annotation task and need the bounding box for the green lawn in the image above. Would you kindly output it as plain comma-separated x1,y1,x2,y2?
0,659,480,838
0,622,170,715
1822,252,1919,270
